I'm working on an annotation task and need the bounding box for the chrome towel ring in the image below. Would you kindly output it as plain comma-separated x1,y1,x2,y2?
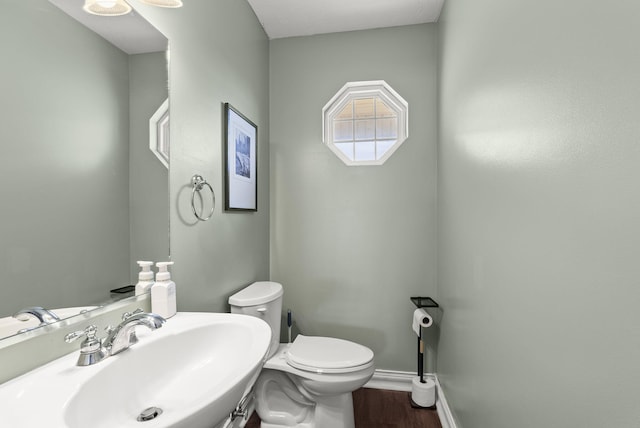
191,174,215,221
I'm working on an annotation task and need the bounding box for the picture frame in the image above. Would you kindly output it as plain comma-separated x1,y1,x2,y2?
224,103,258,211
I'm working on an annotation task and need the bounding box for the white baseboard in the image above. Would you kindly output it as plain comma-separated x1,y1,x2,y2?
364,370,457,428
364,369,415,391
432,375,456,428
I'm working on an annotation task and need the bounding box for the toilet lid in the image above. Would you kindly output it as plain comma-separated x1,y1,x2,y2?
286,335,374,373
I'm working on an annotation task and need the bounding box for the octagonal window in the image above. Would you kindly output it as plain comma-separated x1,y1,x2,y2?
323,81,408,166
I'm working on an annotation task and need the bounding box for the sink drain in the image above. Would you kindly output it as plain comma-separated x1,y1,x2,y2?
137,407,163,422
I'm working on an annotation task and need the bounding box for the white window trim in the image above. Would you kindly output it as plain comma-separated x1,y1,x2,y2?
149,98,169,168
322,80,409,166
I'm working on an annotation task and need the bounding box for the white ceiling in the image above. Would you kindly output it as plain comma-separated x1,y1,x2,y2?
48,0,443,52
247,0,445,39
49,0,167,54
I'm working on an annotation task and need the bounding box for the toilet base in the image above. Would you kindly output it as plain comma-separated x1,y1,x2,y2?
313,393,355,428
258,393,354,428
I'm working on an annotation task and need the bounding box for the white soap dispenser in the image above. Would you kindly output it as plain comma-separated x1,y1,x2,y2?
134,261,155,296
151,261,176,318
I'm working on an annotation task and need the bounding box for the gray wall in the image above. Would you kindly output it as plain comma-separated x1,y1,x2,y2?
0,0,131,315
140,0,270,312
437,0,640,426
269,25,438,371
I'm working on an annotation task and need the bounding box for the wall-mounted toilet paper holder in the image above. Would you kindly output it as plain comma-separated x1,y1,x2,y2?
410,296,439,308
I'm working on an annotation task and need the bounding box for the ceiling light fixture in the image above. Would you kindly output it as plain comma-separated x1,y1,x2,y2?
83,0,132,16
139,0,184,8
83,0,183,17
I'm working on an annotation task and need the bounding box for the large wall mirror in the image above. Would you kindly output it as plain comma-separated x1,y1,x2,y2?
0,0,169,340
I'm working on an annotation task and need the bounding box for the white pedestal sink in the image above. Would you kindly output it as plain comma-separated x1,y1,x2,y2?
0,312,271,428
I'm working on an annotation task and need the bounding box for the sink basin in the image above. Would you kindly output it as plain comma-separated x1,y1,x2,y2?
0,312,271,428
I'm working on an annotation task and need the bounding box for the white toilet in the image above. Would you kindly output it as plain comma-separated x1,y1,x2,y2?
229,281,375,428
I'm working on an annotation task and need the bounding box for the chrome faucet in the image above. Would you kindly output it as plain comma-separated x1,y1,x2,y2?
103,312,166,356
13,306,60,324
65,311,165,366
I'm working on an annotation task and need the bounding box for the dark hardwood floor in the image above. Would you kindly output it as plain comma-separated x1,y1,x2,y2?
244,387,442,428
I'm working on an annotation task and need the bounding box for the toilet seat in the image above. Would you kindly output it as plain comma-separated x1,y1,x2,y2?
285,335,374,374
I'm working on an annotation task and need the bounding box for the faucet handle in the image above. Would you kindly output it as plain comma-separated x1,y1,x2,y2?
64,325,106,366
64,325,99,343
122,308,144,321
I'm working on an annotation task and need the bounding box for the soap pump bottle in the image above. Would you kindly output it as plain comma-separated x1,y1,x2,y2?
134,261,155,296
151,261,176,318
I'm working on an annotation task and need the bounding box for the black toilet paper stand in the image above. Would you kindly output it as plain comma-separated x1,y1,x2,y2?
410,297,439,384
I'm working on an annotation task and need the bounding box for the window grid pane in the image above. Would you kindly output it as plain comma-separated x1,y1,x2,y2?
336,102,354,120
333,120,353,142
355,141,376,161
376,98,396,118
355,119,375,140
376,117,398,139
325,84,406,165
335,142,355,161
354,98,375,119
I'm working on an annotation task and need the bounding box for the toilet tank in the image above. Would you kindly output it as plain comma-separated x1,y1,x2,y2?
229,281,283,359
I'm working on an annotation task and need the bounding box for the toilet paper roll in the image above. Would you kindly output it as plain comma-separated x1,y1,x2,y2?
412,308,433,335
411,376,436,407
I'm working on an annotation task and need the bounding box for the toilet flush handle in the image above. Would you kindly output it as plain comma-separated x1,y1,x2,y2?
256,307,267,315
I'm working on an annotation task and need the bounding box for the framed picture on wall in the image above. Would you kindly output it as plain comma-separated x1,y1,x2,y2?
224,103,258,211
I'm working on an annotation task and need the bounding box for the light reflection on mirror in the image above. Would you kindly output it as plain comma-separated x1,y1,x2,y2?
0,0,169,340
